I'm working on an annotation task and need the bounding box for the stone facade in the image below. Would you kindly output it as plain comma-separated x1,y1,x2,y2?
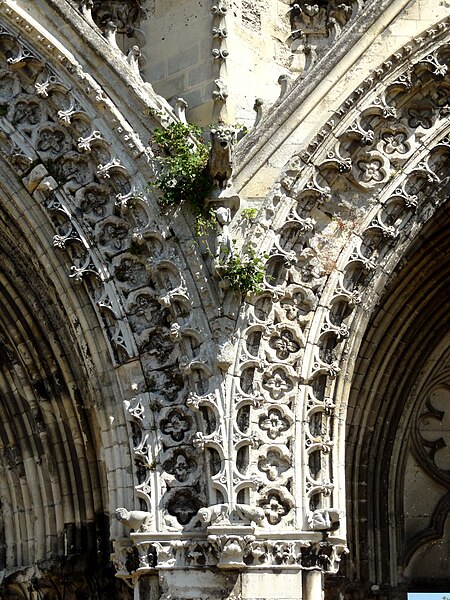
0,1,449,599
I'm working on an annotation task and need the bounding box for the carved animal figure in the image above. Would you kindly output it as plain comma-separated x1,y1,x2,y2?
214,206,233,267
126,45,141,74
187,503,264,529
186,504,229,529
307,508,341,531
115,507,153,532
234,504,265,526
209,125,236,189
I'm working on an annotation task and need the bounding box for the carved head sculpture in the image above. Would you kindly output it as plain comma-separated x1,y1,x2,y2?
209,125,236,188
215,206,231,226
197,507,212,524
210,125,235,152
115,507,130,523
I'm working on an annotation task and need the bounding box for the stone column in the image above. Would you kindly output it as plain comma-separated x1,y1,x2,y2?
134,568,304,600
303,570,323,600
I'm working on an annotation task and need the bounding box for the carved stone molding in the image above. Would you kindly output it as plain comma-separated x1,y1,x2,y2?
2,4,450,597
113,528,346,580
289,0,363,71
211,1,230,120
0,9,222,546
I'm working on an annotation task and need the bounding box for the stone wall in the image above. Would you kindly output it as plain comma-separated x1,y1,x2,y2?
142,0,214,124
235,0,450,198
142,0,292,126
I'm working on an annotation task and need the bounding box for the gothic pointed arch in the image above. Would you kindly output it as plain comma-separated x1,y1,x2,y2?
342,203,450,598
222,18,449,588
1,1,449,598
0,1,230,593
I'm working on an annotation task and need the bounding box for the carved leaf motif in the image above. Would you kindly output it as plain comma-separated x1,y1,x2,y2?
382,130,409,155
13,100,42,125
37,127,65,154
408,105,433,129
163,448,198,484
79,186,111,219
358,159,384,183
161,410,193,443
258,449,290,481
269,330,301,360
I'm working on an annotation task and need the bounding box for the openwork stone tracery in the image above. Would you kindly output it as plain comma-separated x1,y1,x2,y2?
231,15,450,578
0,3,218,589
289,0,365,71
0,1,449,598
113,18,450,587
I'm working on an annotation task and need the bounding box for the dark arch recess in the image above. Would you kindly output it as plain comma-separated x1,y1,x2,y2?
0,187,130,596
330,200,450,599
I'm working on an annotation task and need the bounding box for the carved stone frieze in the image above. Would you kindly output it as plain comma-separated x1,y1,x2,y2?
112,527,346,578
289,0,363,71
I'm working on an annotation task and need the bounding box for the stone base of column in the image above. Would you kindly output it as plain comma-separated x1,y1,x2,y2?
134,569,304,600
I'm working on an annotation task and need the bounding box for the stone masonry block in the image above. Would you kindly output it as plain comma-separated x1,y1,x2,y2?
168,45,199,76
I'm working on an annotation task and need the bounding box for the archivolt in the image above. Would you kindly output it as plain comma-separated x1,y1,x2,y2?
230,20,450,540
0,0,225,585
0,162,116,580
342,201,450,592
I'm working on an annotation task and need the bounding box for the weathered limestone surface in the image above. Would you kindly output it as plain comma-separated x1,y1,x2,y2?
0,0,448,599
235,0,450,197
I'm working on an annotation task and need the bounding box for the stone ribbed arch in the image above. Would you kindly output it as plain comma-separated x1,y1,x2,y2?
0,186,107,563
2,1,449,597
225,20,450,577
119,16,449,584
0,161,120,593
342,205,450,596
0,1,228,593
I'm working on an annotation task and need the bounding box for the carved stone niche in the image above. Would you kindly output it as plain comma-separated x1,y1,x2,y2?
91,0,147,53
289,0,357,68
92,0,142,31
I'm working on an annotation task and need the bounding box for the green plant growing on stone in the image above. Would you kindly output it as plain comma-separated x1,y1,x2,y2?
149,119,266,294
241,207,258,222
220,246,266,294
150,121,212,211
194,207,217,239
